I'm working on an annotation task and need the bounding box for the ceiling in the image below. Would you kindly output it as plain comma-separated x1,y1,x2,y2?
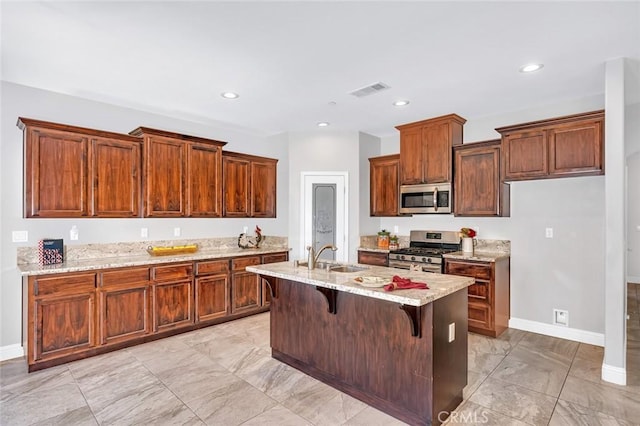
2,1,639,138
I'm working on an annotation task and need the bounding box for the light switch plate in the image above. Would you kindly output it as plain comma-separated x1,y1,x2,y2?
173,227,181,237
141,228,148,238
545,228,553,238
448,323,455,342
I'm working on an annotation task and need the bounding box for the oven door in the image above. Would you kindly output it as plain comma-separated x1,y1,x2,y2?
399,184,452,214
388,260,442,274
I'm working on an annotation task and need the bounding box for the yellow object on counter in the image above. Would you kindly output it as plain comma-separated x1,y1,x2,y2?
147,244,198,256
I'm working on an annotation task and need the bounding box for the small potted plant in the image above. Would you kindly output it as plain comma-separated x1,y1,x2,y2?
389,235,399,250
459,227,476,253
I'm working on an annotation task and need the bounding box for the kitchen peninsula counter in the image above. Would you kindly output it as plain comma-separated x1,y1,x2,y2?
248,262,474,426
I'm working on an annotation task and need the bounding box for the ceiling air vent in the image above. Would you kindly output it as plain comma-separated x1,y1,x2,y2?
349,82,391,98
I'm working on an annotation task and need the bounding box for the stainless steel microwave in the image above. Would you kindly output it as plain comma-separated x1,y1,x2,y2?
399,183,452,214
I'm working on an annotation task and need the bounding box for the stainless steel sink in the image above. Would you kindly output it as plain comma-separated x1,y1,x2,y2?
329,265,369,273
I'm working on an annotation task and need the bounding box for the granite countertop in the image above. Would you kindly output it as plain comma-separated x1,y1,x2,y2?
18,247,291,276
246,262,474,307
443,250,510,262
357,246,390,253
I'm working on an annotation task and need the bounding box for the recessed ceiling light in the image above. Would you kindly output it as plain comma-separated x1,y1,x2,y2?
393,100,410,107
221,92,239,99
317,122,330,127
519,63,544,73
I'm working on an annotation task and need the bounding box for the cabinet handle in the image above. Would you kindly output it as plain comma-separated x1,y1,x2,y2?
433,187,438,212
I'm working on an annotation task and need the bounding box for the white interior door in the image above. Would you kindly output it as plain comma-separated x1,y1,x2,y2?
301,172,348,262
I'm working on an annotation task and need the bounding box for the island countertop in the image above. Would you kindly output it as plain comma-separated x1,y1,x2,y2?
246,261,474,307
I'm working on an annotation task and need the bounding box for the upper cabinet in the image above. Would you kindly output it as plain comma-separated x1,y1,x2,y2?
369,154,400,216
454,140,510,217
496,110,604,181
396,114,466,185
129,127,226,218
223,151,277,218
19,118,142,218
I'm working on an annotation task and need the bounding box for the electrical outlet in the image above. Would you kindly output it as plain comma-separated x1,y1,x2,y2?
553,309,569,326
243,226,248,234
12,231,28,242
545,228,553,238
141,228,148,238
448,323,455,342
70,225,79,241
393,225,399,234
173,227,181,237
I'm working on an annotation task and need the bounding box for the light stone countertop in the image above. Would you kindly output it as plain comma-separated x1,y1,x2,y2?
17,247,291,276
357,247,390,253
443,250,510,262
246,262,474,307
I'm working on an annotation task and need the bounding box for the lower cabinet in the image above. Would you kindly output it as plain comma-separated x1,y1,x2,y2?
25,251,289,372
444,257,510,337
357,250,388,266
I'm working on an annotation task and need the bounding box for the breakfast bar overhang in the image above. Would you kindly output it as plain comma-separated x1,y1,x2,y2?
247,263,474,426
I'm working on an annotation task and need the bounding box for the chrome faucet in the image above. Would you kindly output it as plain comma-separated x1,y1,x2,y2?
306,244,338,270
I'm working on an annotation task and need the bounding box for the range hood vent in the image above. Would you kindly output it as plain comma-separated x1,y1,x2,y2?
349,82,390,98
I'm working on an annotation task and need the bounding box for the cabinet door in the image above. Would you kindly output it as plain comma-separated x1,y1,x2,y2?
231,271,261,313
187,143,223,217
223,156,250,217
31,273,97,362
91,137,141,217
369,155,400,217
25,128,88,217
399,127,423,184
195,275,229,322
454,143,504,216
251,160,277,217
502,130,547,180
548,119,603,176
99,268,150,345
145,137,186,217
357,251,388,266
152,280,193,331
261,252,288,306
423,122,452,183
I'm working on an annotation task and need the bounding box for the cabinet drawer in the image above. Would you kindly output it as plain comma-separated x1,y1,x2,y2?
468,280,490,302
262,253,288,264
34,273,96,296
196,259,230,276
232,256,261,271
100,267,150,287
446,261,491,280
469,302,492,330
358,251,388,266
152,263,193,281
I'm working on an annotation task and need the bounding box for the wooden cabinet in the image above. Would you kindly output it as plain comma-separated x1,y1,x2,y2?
129,127,226,217
194,259,230,323
27,273,97,364
222,152,277,218
98,267,150,345
357,250,388,266
444,257,510,337
223,151,277,218
454,140,510,217
497,110,604,181
18,118,142,218
260,252,289,306
230,256,262,313
151,263,194,331
369,154,400,216
396,114,466,185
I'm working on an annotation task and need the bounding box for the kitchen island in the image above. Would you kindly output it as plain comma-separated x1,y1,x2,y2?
246,262,474,426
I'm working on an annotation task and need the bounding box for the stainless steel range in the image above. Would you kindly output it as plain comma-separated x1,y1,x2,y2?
388,230,461,273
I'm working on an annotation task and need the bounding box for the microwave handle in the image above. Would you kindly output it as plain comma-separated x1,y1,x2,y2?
433,187,438,212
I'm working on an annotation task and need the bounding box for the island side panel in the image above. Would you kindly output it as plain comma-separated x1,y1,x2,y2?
432,287,468,421
269,277,437,425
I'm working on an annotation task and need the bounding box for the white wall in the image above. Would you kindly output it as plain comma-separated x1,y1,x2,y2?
0,82,289,350
287,131,363,262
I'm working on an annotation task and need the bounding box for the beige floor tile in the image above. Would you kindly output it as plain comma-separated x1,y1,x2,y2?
468,350,505,375
549,399,635,425
444,400,530,426
0,361,73,402
560,375,640,422
575,343,604,362
468,377,556,425
30,406,98,426
490,345,571,397
468,332,517,356
463,370,487,400
518,332,579,361
343,405,407,426
241,404,313,426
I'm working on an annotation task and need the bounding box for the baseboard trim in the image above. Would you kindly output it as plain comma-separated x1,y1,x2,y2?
602,363,627,385
509,317,604,346
628,276,640,284
0,344,24,361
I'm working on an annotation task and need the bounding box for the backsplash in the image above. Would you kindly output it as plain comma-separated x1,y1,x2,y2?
359,235,510,254
359,235,410,250
17,236,288,265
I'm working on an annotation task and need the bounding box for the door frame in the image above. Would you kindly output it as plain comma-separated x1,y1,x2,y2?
300,172,348,262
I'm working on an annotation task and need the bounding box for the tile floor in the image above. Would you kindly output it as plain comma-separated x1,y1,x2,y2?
1,283,639,425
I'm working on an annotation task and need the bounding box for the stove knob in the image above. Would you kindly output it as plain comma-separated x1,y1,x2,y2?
421,257,427,263
410,256,416,261
427,258,432,263
400,255,405,260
